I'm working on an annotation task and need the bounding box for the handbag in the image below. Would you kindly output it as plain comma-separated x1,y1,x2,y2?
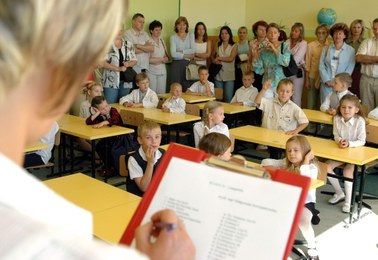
123,67,137,82
280,44,298,77
185,61,199,80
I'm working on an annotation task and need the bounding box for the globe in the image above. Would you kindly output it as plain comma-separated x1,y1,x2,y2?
317,8,337,26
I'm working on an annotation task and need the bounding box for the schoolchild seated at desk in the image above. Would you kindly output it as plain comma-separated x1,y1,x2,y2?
86,96,123,176
23,122,59,168
198,132,232,161
193,101,229,147
127,121,165,196
230,70,259,125
255,79,309,159
162,82,186,113
119,72,159,108
186,65,214,97
261,136,320,259
318,73,354,136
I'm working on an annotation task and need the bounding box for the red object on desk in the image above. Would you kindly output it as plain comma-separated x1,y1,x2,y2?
120,143,310,260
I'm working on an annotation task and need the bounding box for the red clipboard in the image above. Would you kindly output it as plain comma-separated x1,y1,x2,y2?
120,143,311,260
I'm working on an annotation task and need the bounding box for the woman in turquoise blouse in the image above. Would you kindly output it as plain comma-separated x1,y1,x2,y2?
251,23,291,97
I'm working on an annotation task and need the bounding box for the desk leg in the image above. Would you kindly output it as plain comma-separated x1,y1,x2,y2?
349,165,358,224
91,140,96,178
357,165,366,219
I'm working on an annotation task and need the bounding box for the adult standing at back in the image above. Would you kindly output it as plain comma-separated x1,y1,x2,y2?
194,22,212,66
148,20,169,94
356,18,378,112
170,16,195,91
248,20,268,91
235,26,250,92
319,23,355,104
288,22,307,107
124,13,154,73
251,23,291,98
101,27,137,104
212,26,238,102
346,19,365,98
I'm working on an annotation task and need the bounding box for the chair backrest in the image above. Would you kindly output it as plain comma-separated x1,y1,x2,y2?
157,98,164,109
214,87,223,101
185,103,200,116
120,110,144,128
119,154,128,177
366,124,378,144
317,161,328,183
362,104,369,116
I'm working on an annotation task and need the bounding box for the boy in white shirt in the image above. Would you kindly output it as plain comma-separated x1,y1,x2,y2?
320,73,354,115
230,71,258,106
186,65,214,97
255,78,309,158
162,82,186,113
119,72,159,108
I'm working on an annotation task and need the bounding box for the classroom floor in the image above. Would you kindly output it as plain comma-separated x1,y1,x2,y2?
30,146,378,259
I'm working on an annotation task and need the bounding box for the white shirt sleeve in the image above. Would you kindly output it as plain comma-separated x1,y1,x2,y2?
368,107,378,120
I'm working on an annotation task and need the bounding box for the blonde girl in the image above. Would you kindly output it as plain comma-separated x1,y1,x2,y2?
261,136,320,259
327,94,366,213
193,101,229,147
79,81,103,118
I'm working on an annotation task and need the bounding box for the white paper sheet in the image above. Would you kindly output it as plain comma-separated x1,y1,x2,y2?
141,157,302,259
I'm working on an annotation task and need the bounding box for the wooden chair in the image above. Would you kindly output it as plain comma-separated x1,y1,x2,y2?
214,87,223,101
120,110,145,129
26,131,61,178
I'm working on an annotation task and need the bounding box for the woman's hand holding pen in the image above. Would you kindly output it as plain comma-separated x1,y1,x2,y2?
135,209,195,260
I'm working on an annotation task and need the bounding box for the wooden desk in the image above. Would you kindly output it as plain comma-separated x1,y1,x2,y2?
158,93,216,103
303,109,333,125
230,125,378,223
196,102,255,115
24,142,48,153
93,201,140,243
112,105,201,142
58,114,134,179
44,173,141,244
44,173,140,213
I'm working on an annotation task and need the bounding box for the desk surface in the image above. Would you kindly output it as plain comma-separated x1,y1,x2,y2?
93,201,140,243
230,125,378,166
112,105,201,125
303,109,378,128
158,93,216,103
58,114,134,140
303,109,333,125
196,102,255,115
24,142,48,153
44,173,140,213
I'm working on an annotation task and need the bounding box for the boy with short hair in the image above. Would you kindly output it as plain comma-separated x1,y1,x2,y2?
320,72,354,115
162,82,186,113
119,72,159,108
127,121,165,196
230,71,258,106
186,65,214,97
255,79,309,158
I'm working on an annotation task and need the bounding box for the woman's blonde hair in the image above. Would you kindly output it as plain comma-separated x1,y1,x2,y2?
202,101,223,126
0,0,126,115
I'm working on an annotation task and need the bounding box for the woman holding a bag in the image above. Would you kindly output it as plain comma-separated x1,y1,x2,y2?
100,27,137,104
252,23,291,98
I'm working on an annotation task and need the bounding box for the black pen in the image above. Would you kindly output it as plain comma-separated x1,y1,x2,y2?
153,222,178,232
